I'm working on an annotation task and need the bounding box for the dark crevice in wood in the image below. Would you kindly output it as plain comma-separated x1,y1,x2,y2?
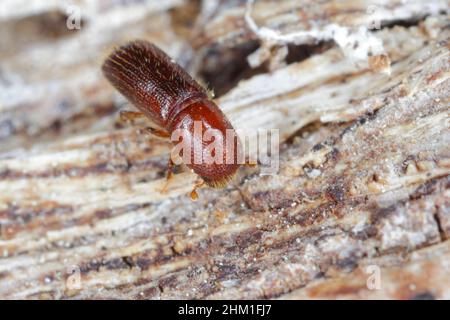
198,40,266,97
285,41,334,65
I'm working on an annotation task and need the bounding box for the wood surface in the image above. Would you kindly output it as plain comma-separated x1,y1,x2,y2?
0,0,449,299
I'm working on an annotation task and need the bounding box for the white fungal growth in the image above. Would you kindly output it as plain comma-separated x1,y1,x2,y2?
245,0,387,68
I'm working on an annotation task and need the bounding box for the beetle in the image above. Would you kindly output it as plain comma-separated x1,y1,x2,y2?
102,40,242,199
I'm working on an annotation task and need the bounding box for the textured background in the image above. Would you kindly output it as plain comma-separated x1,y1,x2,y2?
0,0,449,299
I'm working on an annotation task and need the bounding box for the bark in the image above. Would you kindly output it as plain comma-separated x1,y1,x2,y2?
0,0,449,299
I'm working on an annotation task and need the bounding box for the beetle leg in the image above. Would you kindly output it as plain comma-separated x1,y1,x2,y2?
119,110,145,123
119,111,168,137
190,179,205,201
144,127,170,138
244,156,258,167
160,157,175,193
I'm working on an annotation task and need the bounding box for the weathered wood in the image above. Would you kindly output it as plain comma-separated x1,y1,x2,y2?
0,0,449,299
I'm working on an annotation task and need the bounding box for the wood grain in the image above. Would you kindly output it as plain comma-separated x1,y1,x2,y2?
0,0,449,299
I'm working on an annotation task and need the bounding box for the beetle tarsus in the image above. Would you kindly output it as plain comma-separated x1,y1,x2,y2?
160,157,175,193
245,156,258,168
190,179,205,201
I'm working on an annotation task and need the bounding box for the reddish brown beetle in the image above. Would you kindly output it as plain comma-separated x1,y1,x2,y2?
102,40,242,199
